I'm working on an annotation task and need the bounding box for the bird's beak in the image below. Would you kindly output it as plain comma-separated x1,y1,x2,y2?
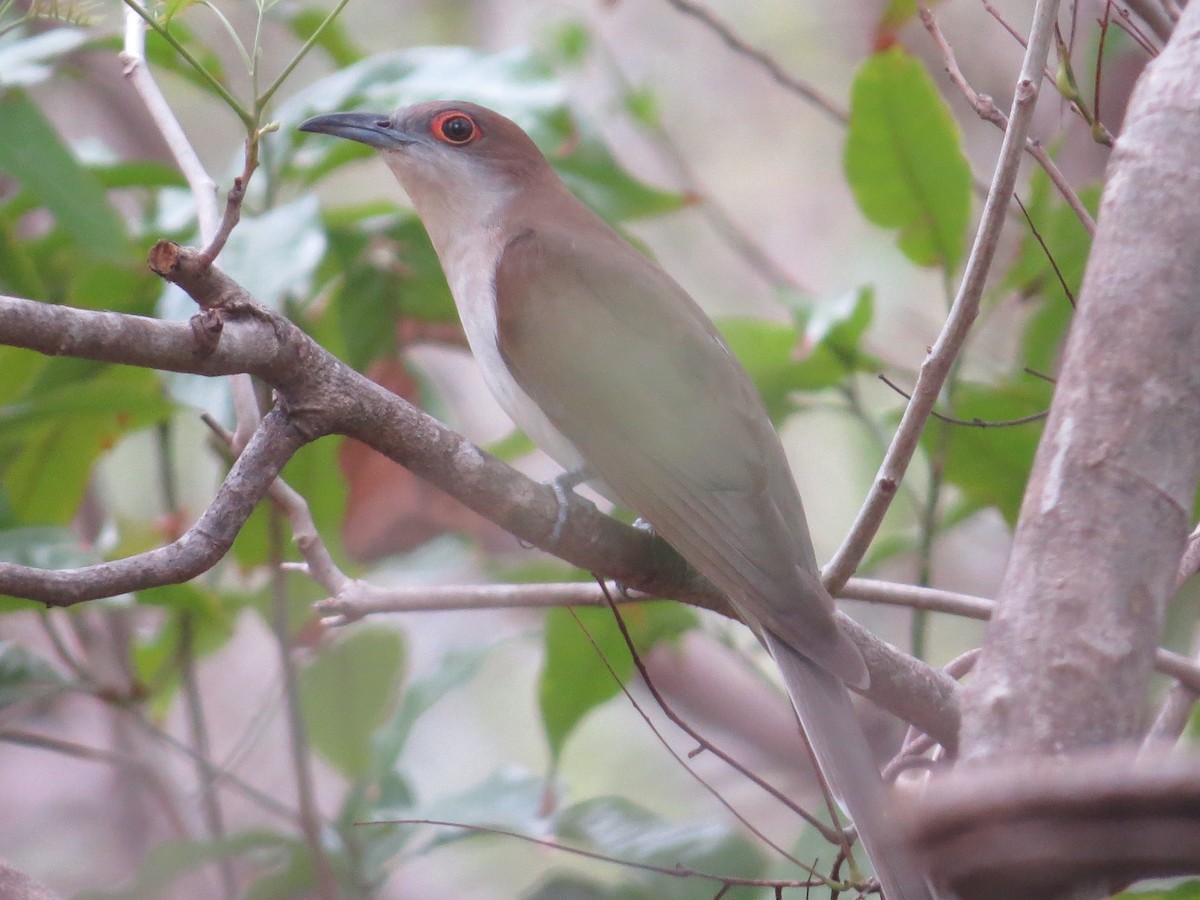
298,111,413,150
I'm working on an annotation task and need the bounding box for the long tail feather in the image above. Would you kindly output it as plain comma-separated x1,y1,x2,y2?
764,632,935,900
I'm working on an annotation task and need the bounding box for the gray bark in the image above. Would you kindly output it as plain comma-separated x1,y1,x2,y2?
960,0,1200,785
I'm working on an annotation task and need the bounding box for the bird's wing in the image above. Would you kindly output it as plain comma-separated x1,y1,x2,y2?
493,222,864,686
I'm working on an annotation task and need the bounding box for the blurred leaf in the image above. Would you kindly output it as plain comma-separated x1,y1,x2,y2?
0,640,69,708
717,287,877,419
0,524,97,569
287,6,363,68
317,210,457,370
845,47,972,271
877,0,919,34
0,367,173,522
74,830,299,900
0,27,88,87
622,86,660,129
418,768,547,844
539,602,695,765
133,594,238,716
525,875,648,900
281,46,684,224
92,159,188,192
371,641,489,777
1118,883,1200,899
0,90,126,257
486,427,538,463
929,378,1051,525
556,797,767,900
544,20,592,69
140,19,228,90
219,194,327,311
298,627,406,780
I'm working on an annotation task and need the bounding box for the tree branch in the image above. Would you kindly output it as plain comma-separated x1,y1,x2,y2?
824,0,1064,592
960,0,1200,764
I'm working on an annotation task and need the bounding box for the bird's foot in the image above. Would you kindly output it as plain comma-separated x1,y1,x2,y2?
547,466,594,546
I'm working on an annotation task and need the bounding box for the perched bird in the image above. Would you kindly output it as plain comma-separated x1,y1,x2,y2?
300,100,932,899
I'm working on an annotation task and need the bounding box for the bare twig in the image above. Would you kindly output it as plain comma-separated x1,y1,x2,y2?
1123,0,1176,40
878,374,1049,428
594,585,844,845
119,8,219,240
660,0,847,123
1013,193,1078,306
568,602,836,867
920,6,1097,235
268,511,338,900
370,818,823,892
177,614,237,900
825,0,1065,592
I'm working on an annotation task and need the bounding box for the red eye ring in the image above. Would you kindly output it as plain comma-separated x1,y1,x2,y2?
432,111,480,145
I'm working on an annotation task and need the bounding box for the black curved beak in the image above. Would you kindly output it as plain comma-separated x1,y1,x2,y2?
298,111,413,150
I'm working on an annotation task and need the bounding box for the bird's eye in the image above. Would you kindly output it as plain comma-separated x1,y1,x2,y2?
433,112,479,145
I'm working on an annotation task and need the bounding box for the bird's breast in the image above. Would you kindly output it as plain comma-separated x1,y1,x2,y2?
442,230,586,474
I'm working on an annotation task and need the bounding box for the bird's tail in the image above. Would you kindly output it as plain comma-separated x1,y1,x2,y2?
764,632,935,900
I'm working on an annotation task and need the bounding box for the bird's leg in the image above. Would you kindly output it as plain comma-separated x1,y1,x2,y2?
548,466,594,545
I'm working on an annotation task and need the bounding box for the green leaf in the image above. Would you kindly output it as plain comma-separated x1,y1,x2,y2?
298,628,406,780
418,768,547,843
132,596,238,717
73,830,299,900
0,368,173,523
1005,170,1099,373
218,195,328,311
930,378,1051,525
525,875,649,900
318,210,457,370
716,287,878,419
0,91,126,257
539,603,695,765
845,47,972,271
0,640,69,708
555,797,767,900
286,6,364,68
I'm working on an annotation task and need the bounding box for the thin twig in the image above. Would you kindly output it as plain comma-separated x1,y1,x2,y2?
368,818,822,891
660,0,847,123
0,729,191,837
178,613,237,899
877,374,1049,428
825,0,1065,593
119,8,219,240
920,6,1097,235
269,509,339,900
565,605,830,870
593,583,844,842
1012,193,1077,306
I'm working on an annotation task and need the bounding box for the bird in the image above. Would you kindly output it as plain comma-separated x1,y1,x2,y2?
300,100,933,899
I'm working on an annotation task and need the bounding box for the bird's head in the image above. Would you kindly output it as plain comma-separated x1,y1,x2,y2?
300,101,553,233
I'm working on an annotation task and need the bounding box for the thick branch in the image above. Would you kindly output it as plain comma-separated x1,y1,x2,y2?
960,1,1200,761
908,751,1200,899
0,406,303,604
